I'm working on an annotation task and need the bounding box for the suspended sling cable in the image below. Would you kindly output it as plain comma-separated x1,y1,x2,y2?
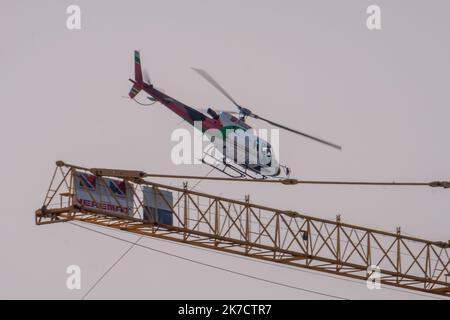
56,161,450,188
81,169,450,190
142,174,450,188
69,222,348,300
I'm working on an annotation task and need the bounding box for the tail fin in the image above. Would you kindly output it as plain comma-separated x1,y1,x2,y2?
128,50,144,99
134,50,143,84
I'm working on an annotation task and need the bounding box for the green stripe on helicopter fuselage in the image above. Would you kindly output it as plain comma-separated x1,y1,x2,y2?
202,125,248,140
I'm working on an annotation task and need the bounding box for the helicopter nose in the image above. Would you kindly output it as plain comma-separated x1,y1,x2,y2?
273,166,281,177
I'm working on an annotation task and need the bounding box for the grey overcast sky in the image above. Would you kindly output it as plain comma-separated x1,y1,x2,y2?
0,0,449,299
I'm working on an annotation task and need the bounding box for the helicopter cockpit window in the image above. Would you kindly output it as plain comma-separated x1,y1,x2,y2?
262,146,271,157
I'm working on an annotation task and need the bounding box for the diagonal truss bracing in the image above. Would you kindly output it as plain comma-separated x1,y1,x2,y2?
35,162,450,297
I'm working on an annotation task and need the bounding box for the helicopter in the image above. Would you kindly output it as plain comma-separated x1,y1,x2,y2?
128,51,341,179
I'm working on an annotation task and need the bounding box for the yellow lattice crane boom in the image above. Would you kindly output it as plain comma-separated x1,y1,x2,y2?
36,161,450,297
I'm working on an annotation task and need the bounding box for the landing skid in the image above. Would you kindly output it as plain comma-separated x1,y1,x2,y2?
201,152,269,180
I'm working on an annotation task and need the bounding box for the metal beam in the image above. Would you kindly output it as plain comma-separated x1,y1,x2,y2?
35,162,450,297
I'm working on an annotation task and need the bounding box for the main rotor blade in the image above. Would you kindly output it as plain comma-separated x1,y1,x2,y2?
143,69,151,84
251,114,342,150
192,68,242,109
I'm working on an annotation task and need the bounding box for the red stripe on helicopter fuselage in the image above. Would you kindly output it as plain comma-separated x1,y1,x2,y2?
142,85,222,131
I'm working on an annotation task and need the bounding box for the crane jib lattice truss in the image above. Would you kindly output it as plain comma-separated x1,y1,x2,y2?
35,161,450,297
